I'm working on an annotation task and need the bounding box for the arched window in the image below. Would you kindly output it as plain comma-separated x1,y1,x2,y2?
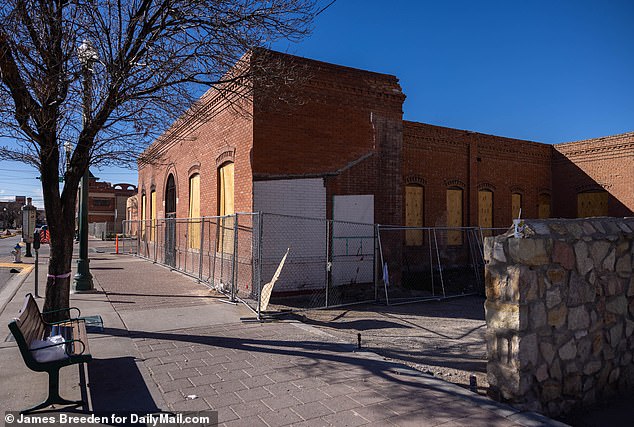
165,174,176,216
405,184,424,246
446,187,463,245
577,191,608,218
188,173,200,249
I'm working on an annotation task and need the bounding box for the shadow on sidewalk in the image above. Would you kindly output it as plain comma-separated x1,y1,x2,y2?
95,327,483,393
88,357,160,413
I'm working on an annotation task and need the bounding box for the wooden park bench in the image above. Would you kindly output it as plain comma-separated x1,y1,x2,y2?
8,293,92,413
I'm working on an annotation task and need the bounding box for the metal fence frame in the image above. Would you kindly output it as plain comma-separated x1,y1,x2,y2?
376,225,508,305
122,214,509,319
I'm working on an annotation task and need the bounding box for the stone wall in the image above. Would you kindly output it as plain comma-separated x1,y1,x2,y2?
484,218,634,417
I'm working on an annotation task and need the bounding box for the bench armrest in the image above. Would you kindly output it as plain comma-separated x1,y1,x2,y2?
41,306,81,321
29,338,87,356
46,318,81,326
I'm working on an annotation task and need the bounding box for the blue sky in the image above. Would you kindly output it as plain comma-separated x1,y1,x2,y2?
1,0,633,206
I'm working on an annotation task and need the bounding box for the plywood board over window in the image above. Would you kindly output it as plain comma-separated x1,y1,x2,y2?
447,188,463,245
538,194,551,219
141,193,146,240
150,190,156,241
188,174,200,249
479,190,493,238
478,190,493,228
219,162,235,216
218,162,235,253
511,193,522,220
577,191,608,218
405,185,424,246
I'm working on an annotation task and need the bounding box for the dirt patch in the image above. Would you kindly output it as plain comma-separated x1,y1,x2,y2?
289,295,489,394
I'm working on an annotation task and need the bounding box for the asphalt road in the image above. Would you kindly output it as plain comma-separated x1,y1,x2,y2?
0,234,22,263
0,234,28,294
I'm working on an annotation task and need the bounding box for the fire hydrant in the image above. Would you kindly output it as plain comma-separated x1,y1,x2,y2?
11,243,22,263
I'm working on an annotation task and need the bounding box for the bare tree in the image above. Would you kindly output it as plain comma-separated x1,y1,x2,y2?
0,0,319,318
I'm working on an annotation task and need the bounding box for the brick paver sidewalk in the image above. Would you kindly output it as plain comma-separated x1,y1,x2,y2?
132,321,534,427
79,247,561,427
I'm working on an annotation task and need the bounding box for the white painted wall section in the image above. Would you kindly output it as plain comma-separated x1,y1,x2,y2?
254,178,327,292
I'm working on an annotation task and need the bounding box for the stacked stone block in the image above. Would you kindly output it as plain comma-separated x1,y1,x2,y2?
484,218,634,417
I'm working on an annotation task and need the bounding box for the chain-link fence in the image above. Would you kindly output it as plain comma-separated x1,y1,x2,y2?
377,226,507,305
122,213,507,317
88,221,129,238
88,222,117,240
123,214,260,314
259,213,377,313
122,213,378,317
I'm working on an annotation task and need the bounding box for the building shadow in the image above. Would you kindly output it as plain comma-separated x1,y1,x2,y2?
88,356,160,413
552,149,632,218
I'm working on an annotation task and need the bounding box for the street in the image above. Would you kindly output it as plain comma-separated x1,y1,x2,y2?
0,235,22,293
0,234,21,261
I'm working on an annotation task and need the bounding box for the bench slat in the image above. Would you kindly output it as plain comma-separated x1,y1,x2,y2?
17,307,46,345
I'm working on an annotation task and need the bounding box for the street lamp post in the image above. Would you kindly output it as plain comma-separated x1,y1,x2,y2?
73,40,96,292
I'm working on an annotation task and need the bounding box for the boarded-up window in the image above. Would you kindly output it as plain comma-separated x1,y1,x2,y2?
447,188,463,245
141,193,146,240
479,190,493,238
218,162,234,216
188,174,200,249
218,162,235,253
511,193,522,219
577,191,608,218
150,190,156,241
538,194,551,219
478,190,493,228
405,185,424,246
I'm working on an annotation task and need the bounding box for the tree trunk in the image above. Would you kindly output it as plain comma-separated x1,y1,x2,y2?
42,212,76,323
40,135,81,323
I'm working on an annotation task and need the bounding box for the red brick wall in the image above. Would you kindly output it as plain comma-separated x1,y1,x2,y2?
138,92,254,222
403,121,553,228
87,179,136,224
552,132,634,218
138,49,632,233
253,52,405,225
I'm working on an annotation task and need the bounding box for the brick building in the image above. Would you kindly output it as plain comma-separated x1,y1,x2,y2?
138,50,633,230
86,173,137,231
136,50,632,297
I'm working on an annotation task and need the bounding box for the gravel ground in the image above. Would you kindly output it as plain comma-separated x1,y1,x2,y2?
288,295,490,395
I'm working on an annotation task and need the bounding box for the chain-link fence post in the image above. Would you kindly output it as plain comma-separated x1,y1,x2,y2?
255,212,263,320
212,219,219,288
325,220,332,308
374,224,379,302
198,217,205,281
231,213,239,302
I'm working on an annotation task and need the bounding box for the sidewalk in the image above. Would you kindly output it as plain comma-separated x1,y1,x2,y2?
0,239,565,426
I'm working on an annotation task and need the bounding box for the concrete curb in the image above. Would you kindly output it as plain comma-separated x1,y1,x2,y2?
0,264,34,317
